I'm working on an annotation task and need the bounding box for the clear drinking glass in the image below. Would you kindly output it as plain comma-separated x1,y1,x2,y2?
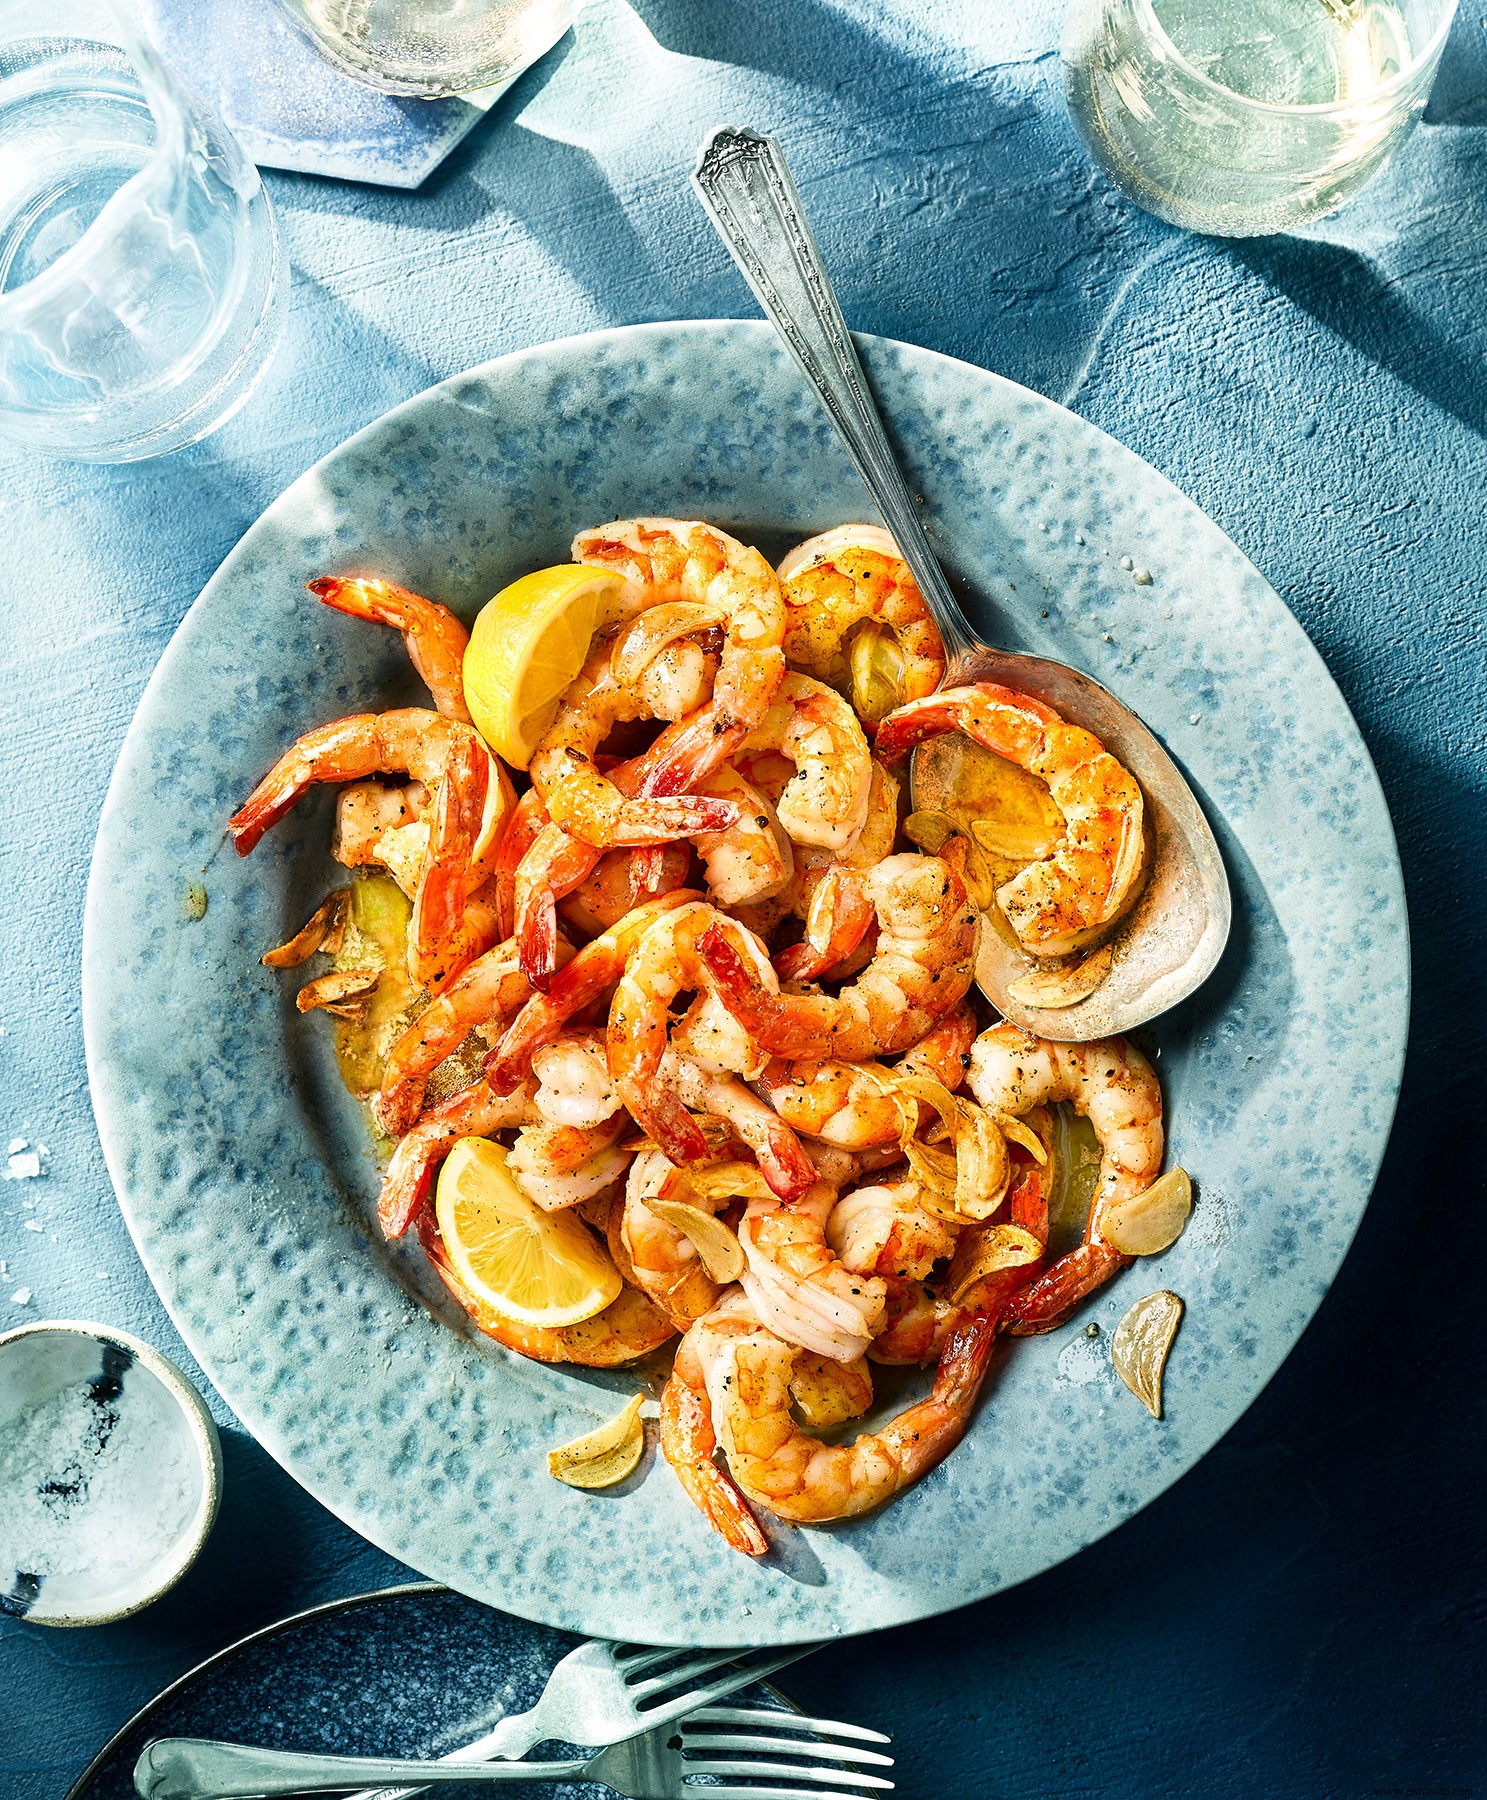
275,0,586,98
1063,0,1459,236
0,0,284,461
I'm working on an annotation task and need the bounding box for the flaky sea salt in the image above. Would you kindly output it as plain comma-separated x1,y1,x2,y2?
10,1287,30,1306
0,1381,196,1585
4,1140,47,1181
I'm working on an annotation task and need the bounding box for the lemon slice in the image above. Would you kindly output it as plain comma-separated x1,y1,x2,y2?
434,1138,622,1328
462,566,626,770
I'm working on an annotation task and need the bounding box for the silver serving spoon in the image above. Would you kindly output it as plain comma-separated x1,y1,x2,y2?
692,126,1230,1039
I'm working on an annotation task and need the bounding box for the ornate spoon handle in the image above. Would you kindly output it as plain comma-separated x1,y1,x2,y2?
692,125,982,670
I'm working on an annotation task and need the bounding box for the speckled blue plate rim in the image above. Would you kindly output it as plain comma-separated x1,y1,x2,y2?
81,319,1410,1646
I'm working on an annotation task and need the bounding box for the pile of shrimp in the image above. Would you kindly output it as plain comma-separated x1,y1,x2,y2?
230,518,1164,1556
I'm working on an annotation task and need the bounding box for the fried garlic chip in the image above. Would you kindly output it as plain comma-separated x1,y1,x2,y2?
648,1199,746,1284
1006,942,1114,1010
1102,1167,1193,1257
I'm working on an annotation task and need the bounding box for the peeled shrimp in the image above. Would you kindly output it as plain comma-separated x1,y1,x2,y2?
827,1175,961,1283
753,1059,910,1151
617,1148,727,1329
698,853,978,1061
777,525,945,720
508,1112,631,1212
660,1296,772,1556
334,780,429,896
605,902,811,1195
739,673,872,853
375,934,546,1136
309,576,472,724
486,890,702,1094
530,1030,622,1127
967,1023,1164,1332
699,1303,999,1525
663,1049,817,1205
875,683,1145,958
574,518,787,743
738,1181,886,1363
529,643,740,849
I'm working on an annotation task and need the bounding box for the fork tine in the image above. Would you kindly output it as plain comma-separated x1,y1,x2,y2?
704,1786,894,1800
641,1644,813,1713
688,1708,892,1746
681,1733,893,1768
628,1650,743,1701
685,1759,894,1790
612,1643,733,1676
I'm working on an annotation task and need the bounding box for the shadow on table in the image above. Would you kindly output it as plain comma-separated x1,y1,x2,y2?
1425,3,1487,125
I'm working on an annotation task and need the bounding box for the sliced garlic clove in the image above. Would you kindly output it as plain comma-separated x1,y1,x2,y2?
295,968,379,1015
1102,1167,1193,1257
1112,1289,1184,1418
946,1223,1044,1303
1006,942,1114,1010
262,890,350,968
647,1199,746,1284
903,809,959,854
547,1393,646,1490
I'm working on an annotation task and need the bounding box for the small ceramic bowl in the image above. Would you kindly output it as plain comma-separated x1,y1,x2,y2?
0,1320,222,1627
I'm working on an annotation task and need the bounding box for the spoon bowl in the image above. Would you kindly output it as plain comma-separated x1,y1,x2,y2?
694,126,1231,1036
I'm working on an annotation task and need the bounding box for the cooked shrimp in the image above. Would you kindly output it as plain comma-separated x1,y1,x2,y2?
228,709,510,891
574,518,787,741
698,853,978,1061
376,934,546,1136
529,644,741,849
333,780,429,895
867,1134,1052,1364
617,1148,726,1329
508,1112,631,1212
777,525,944,720
660,1296,771,1556
419,1208,674,1367
407,733,489,990
753,1058,910,1150
663,1051,816,1203
700,1305,999,1524
492,787,549,940
692,766,793,907
378,1077,537,1239
738,1181,886,1363
530,1030,621,1127
967,1023,1164,1332
309,576,472,724
486,890,702,1094
740,673,872,853
557,844,693,939
894,1002,978,1092
875,684,1146,958
827,1175,961,1282
768,759,899,982
606,902,812,1190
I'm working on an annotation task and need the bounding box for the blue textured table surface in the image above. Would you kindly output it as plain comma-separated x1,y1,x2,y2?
2,2,1484,1795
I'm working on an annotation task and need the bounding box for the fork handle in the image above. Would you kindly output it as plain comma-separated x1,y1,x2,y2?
133,1737,591,1800
692,125,982,668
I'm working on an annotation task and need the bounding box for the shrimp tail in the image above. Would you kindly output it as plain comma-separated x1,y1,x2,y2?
380,1135,437,1239
546,789,741,850
772,866,875,982
659,1376,769,1557
1003,1242,1131,1336
696,923,785,1037
756,1122,817,1203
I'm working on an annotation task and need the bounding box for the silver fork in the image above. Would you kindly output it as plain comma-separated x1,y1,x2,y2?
134,1705,894,1800
155,1641,816,1800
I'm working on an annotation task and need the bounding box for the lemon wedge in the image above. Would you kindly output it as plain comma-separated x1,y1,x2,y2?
462,566,626,770
434,1138,622,1328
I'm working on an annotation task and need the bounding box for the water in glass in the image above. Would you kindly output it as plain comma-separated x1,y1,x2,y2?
0,21,283,460
1063,0,1456,236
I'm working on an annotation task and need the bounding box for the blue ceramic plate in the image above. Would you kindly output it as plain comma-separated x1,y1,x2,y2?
64,1582,807,1797
81,322,1408,1645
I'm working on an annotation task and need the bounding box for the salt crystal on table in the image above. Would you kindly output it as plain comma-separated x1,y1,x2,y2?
4,1140,46,1180
0,1381,195,1586
11,1288,31,1305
